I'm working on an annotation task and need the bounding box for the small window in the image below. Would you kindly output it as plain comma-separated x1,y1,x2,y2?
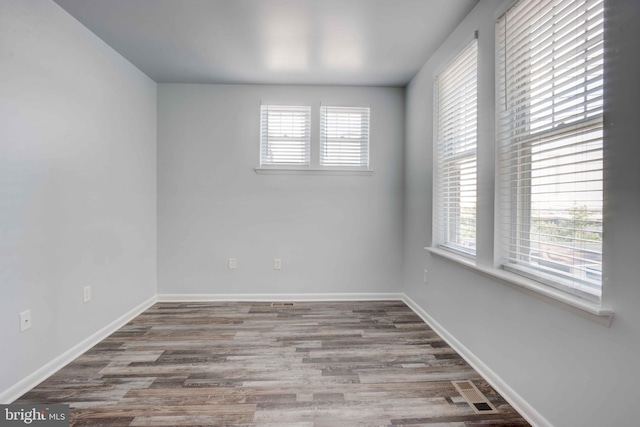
434,39,478,255
320,106,370,168
496,0,604,300
260,105,311,166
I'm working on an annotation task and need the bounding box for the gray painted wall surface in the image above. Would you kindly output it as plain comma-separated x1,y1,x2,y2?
402,0,640,425
0,0,157,395
157,84,404,295
3,0,639,424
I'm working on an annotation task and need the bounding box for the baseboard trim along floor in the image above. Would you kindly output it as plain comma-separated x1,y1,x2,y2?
402,294,552,427
2,292,549,427
13,299,531,425
0,295,158,404
157,292,405,302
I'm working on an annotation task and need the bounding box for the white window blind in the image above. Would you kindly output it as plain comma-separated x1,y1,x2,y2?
497,0,604,299
260,105,311,166
435,39,478,254
320,106,370,168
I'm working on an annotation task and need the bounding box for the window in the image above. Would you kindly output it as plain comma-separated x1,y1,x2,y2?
497,0,604,299
320,106,370,168
434,39,478,255
260,105,311,166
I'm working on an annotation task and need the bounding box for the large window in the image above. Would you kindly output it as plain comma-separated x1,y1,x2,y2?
260,105,311,166
320,106,370,168
497,0,604,300
434,39,478,255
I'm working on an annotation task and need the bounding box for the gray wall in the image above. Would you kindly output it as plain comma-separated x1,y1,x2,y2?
157,84,404,295
402,0,640,426
3,0,638,424
0,0,157,396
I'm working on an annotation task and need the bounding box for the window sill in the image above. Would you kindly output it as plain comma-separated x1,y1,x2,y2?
254,167,373,176
425,246,614,326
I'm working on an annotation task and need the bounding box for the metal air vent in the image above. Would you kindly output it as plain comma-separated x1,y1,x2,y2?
452,380,499,414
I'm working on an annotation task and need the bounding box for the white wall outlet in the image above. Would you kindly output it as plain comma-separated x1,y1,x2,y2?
228,258,237,270
83,286,91,303
19,310,32,332
423,269,428,283
273,258,281,270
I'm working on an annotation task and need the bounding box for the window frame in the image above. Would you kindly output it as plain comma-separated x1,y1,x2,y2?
255,103,373,174
433,38,479,257
423,0,612,324
496,0,604,301
259,104,312,168
319,105,371,170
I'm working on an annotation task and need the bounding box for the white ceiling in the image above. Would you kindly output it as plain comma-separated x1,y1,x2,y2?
53,0,478,87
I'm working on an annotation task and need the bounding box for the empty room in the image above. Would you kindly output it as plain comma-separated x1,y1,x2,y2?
1,0,638,426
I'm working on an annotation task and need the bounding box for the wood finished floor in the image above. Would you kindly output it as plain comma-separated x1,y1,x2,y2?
15,301,530,426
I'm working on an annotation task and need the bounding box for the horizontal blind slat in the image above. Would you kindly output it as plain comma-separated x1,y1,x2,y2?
320,106,370,167
260,105,311,166
435,39,478,253
497,0,603,296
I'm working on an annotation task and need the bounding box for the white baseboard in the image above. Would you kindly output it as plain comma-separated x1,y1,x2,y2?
157,292,404,302
1,291,549,427
0,295,157,404
401,294,552,427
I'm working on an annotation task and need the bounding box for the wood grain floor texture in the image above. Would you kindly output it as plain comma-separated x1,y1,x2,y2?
15,301,530,426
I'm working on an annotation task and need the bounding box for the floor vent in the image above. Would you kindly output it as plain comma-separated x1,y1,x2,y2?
271,302,295,307
452,380,499,414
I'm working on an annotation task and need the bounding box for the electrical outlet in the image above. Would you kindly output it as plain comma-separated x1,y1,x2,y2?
423,269,428,283
83,286,91,303
19,310,32,332
273,259,281,270
228,258,237,270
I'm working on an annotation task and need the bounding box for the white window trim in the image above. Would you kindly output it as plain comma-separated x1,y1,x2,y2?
421,1,614,324
494,0,605,305
425,246,613,325
320,106,371,169
259,104,311,167
433,38,478,257
256,103,373,175
254,167,373,176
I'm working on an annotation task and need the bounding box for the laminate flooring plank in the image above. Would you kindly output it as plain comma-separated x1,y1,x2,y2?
14,301,530,426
